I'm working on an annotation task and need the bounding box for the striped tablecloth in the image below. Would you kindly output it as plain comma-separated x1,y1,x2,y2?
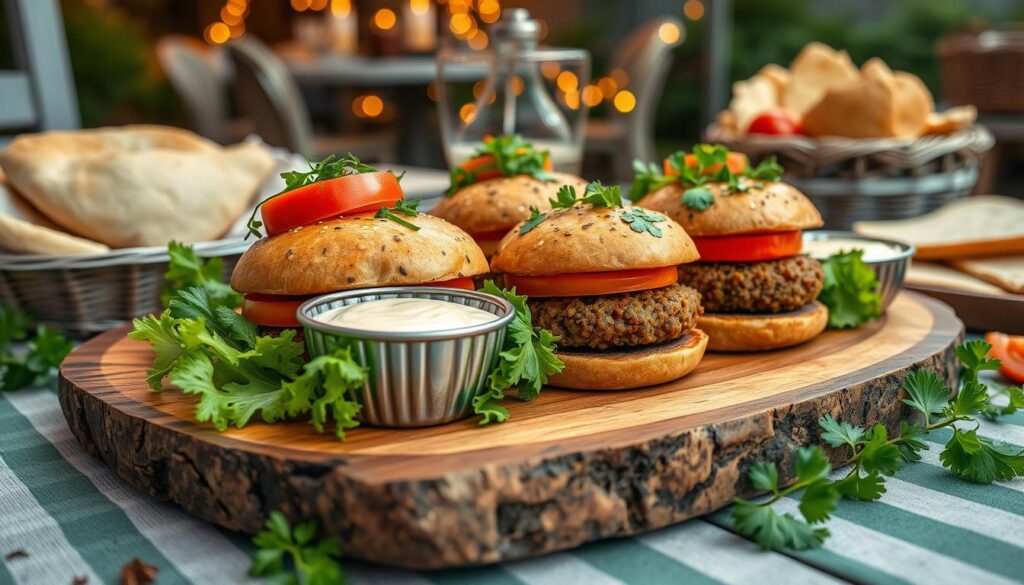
2,383,1023,585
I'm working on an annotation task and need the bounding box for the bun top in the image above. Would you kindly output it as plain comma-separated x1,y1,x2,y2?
231,213,488,295
490,204,699,275
639,181,823,236
430,172,588,235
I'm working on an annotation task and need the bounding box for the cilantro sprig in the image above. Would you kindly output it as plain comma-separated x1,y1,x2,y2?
246,153,393,239
375,199,421,231
732,340,1024,552
250,511,345,585
162,241,241,310
550,181,623,209
0,305,73,392
447,135,556,195
629,144,784,209
818,250,883,329
472,281,564,424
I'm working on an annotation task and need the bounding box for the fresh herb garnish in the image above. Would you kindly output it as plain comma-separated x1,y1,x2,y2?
250,511,345,585
732,340,1024,552
0,307,73,392
619,208,666,238
550,181,623,210
472,281,564,424
747,156,785,182
629,160,678,202
681,187,715,211
375,199,421,231
519,206,547,235
818,250,883,329
446,134,556,195
246,153,386,239
162,241,242,311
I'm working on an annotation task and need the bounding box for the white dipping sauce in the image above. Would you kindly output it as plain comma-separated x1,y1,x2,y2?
316,298,496,333
804,239,901,262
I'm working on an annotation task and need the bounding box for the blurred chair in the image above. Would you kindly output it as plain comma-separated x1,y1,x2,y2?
0,0,79,147
585,17,684,183
156,36,235,143
224,37,394,161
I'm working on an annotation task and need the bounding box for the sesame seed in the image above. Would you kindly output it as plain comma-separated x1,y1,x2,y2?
347,276,355,283
399,266,408,276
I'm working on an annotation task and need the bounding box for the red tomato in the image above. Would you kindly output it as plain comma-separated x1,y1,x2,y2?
242,293,309,328
422,277,476,291
747,110,804,136
503,266,678,298
261,172,404,236
985,332,1024,383
692,231,803,263
664,152,750,177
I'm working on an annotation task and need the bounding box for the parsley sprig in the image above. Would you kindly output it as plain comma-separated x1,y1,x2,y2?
732,339,1024,551
447,135,556,195
246,153,394,239
629,144,784,209
375,199,421,231
0,306,73,392
471,281,564,424
250,511,345,585
550,181,623,209
818,250,883,329
162,241,241,310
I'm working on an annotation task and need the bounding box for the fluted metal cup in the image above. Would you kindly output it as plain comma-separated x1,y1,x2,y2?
297,287,514,428
803,230,916,311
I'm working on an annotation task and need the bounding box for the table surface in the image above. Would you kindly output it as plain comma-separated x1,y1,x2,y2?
2,358,1024,584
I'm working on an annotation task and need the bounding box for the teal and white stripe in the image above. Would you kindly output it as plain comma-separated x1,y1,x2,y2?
2,384,1023,585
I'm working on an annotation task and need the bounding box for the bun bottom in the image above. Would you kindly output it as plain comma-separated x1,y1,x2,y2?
698,301,828,352
548,329,708,390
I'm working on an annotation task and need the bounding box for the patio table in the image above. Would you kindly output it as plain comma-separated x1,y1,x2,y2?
2,347,1023,584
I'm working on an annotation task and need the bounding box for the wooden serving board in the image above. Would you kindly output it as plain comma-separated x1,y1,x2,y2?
59,292,962,570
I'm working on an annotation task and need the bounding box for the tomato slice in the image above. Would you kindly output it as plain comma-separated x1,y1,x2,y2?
664,152,749,177
504,266,678,298
422,277,476,290
242,293,309,328
693,231,803,263
985,332,1024,383
748,109,804,135
261,172,404,236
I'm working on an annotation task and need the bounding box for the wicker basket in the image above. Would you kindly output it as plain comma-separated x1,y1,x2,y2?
0,240,248,337
704,124,994,229
938,29,1024,113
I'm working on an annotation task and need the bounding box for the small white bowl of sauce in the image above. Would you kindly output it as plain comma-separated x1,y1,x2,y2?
298,287,514,428
803,230,916,311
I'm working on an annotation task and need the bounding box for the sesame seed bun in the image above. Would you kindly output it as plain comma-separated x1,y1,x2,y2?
430,172,588,235
489,204,700,275
231,213,488,295
696,301,828,351
639,181,823,236
549,329,708,390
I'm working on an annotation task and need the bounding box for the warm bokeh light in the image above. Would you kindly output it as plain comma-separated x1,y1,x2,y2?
449,13,473,35
449,0,470,14
563,90,580,110
330,0,351,17
609,67,630,88
471,80,496,104
290,0,312,11
581,85,603,107
511,76,524,96
478,0,500,23
221,7,242,25
556,70,578,92
410,0,431,15
684,0,705,21
597,76,618,99
540,62,561,80
459,103,478,124
362,95,384,117
614,90,636,113
310,0,328,10
224,3,244,17
658,22,681,44
373,8,397,30
229,23,245,38
426,82,438,101
205,22,230,44
467,30,489,50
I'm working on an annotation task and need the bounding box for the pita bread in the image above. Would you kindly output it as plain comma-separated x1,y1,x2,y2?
924,105,977,135
757,64,791,100
906,262,1007,295
951,255,1024,294
892,71,934,137
729,74,778,132
783,42,859,115
0,125,276,248
803,59,897,138
0,181,108,254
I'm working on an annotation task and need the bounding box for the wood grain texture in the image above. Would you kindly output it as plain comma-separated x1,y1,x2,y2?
58,292,963,569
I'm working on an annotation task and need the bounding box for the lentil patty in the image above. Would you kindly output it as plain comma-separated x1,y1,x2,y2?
529,283,703,350
678,255,823,314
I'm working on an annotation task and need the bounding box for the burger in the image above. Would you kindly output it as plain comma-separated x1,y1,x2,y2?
490,181,707,390
634,145,827,351
231,155,488,329
431,134,588,257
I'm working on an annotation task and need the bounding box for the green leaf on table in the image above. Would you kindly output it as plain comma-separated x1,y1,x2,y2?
799,481,839,524
818,250,883,329
896,421,928,462
794,446,832,483
901,369,951,423
731,501,829,551
819,414,865,449
251,511,346,585
955,339,1001,382
472,394,510,425
747,461,779,492
940,428,1024,484
0,305,32,353
859,424,902,476
981,385,1024,421
834,470,887,501
944,380,990,418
